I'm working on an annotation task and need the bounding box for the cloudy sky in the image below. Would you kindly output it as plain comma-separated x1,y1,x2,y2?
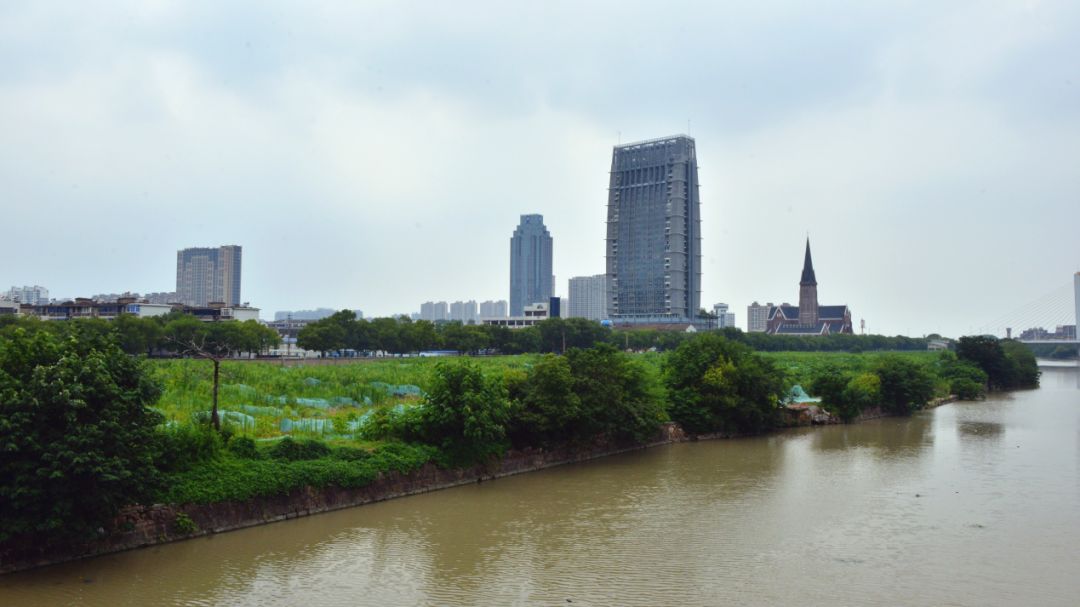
3,0,1079,336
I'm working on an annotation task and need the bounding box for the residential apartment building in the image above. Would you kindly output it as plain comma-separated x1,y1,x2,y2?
176,245,243,307
7,285,49,305
479,300,508,318
568,274,608,321
747,301,770,333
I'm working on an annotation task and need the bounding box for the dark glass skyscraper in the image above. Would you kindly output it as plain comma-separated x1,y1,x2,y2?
606,135,701,320
509,214,553,317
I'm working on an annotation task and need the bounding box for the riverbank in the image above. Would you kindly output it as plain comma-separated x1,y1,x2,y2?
0,395,960,575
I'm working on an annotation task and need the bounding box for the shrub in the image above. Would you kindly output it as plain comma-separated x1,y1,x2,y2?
0,328,163,543
874,356,936,415
414,361,512,465
567,344,667,443
664,334,785,435
155,424,225,472
951,378,985,400
226,435,261,459
331,446,370,461
510,354,581,447
173,512,198,535
268,437,331,461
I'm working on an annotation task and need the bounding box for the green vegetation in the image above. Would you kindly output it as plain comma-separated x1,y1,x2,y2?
0,325,163,543
0,315,1045,547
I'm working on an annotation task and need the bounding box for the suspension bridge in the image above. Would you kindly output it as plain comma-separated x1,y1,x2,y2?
976,273,1080,349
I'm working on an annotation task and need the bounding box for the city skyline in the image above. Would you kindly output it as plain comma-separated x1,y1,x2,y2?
2,2,1079,337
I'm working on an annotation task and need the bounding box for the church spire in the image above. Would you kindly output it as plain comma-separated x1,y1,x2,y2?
800,237,817,286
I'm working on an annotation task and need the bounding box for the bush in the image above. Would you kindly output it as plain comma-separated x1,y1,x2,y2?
414,361,512,465
567,344,667,443
331,446,370,461
664,334,785,435
268,437,332,461
874,356,936,415
156,424,225,472
226,435,261,459
510,354,581,447
0,327,163,543
951,378,985,400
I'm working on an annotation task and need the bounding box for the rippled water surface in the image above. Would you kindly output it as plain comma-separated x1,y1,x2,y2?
3,366,1079,606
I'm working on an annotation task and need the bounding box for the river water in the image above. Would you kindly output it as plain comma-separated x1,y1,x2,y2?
3,365,1078,606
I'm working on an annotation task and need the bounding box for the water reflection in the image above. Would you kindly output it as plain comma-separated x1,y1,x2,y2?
958,421,1004,441
810,414,932,457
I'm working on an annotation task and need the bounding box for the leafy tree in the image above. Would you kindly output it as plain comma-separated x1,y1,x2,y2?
0,327,163,543
297,319,346,356
664,334,786,434
1000,339,1040,388
113,314,164,356
415,361,512,464
873,356,936,415
955,336,1014,390
567,343,666,443
510,354,581,446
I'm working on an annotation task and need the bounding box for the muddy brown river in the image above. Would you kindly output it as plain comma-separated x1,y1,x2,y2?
2,365,1078,606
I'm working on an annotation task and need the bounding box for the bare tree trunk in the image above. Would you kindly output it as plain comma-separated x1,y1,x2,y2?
211,358,221,431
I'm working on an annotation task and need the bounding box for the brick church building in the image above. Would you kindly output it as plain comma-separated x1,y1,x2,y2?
765,239,853,335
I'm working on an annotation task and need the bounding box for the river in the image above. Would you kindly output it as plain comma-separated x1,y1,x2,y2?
2,365,1078,606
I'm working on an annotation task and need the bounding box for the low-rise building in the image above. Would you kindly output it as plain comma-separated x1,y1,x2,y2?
482,302,552,328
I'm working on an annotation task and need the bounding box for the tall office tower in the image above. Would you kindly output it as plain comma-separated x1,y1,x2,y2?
176,245,243,307
606,135,701,320
509,214,553,316
568,274,608,321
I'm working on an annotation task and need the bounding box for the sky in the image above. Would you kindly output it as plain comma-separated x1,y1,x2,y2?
2,0,1079,337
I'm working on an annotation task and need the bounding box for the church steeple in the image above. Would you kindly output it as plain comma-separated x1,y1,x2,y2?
798,237,819,325
800,238,817,286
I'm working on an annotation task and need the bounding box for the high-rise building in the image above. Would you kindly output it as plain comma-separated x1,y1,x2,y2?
509,214,553,317
747,301,770,333
176,245,242,307
480,300,508,318
7,285,49,305
606,135,701,321
713,303,736,328
568,274,608,321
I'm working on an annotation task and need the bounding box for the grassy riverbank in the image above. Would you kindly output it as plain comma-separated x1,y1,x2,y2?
1,321,1039,554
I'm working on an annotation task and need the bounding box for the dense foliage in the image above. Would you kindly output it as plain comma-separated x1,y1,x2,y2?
664,334,786,434
0,327,163,543
955,336,1040,390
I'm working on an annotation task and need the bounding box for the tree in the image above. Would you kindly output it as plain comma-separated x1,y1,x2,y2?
113,314,164,356
163,316,258,430
416,361,512,464
566,343,667,443
510,354,581,447
0,327,163,543
297,319,346,356
874,356,936,415
664,334,786,434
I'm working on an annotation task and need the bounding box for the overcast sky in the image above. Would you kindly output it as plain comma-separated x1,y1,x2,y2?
3,1,1079,336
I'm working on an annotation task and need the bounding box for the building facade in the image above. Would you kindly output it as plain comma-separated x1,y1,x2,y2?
7,285,49,305
747,301,770,333
713,303,736,329
568,274,608,321
509,214,553,317
176,245,243,307
765,239,853,335
605,135,701,321
479,300,508,318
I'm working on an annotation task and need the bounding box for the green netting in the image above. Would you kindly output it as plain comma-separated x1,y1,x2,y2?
193,410,256,430
303,377,322,386
280,418,335,434
786,385,820,404
370,382,423,397
240,404,284,417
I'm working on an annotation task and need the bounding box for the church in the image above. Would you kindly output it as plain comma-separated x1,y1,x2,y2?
765,239,853,335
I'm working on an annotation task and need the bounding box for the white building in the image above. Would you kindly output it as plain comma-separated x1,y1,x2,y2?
713,303,736,329
479,300,508,318
747,301,771,333
568,274,608,321
7,285,49,305
482,302,551,328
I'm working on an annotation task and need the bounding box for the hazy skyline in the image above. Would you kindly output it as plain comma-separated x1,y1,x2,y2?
3,1,1079,336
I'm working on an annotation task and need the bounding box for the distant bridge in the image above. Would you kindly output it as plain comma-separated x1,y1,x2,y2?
979,273,1079,349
